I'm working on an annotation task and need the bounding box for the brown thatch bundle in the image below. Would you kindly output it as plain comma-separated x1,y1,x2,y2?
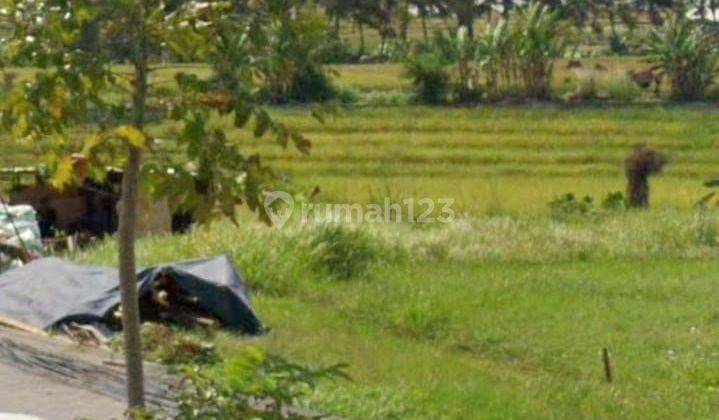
625,147,667,208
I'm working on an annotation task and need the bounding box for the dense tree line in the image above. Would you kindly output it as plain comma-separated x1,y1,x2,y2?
56,0,719,65
319,0,718,46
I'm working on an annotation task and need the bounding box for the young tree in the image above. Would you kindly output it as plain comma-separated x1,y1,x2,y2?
0,0,310,410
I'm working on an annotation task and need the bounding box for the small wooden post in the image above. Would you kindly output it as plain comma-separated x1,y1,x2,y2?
602,347,613,383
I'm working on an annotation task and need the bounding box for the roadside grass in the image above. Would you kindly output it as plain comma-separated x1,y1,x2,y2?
75,210,719,418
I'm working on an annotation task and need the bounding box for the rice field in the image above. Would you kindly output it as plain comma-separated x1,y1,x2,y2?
250,104,719,215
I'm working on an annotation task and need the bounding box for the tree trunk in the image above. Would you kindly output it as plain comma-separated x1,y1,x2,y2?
457,8,474,39
120,0,148,410
358,21,366,56
400,0,410,41
608,3,618,38
333,14,341,40
419,5,428,42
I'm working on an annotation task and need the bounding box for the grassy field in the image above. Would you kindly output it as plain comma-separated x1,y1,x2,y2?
7,61,719,417
76,210,719,418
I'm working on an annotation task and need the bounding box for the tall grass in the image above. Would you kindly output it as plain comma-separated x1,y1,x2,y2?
75,219,397,296
76,209,719,284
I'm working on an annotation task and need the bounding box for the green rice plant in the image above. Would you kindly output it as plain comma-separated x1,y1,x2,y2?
645,14,719,100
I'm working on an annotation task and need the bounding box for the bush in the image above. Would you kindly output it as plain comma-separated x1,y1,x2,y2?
306,223,381,281
405,30,481,104
571,73,600,101
287,65,337,103
549,191,629,220
320,40,357,64
405,50,452,104
109,324,220,366
169,347,348,419
605,74,642,101
609,32,630,55
549,193,597,220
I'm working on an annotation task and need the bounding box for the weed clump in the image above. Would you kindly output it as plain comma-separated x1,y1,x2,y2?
549,192,628,220
141,323,219,366
307,223,382,281
549,193,597,220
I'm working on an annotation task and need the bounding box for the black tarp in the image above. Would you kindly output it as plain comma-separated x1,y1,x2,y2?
0,255,262,334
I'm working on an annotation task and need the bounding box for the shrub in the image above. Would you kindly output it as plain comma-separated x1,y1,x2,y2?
609,32,630,55
172,347,348,419
286,65,337,103
320,40,357,64
601,191,629,211
405,50,452,104
404,29,484,104
549,193,597,220
306,223,382,281
571,73,600,101
605,74,643,101
646,14,719,100
111,323,220,366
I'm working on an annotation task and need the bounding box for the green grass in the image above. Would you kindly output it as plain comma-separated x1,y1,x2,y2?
75,210,719,418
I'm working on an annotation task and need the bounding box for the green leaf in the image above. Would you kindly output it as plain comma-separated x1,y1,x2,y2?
291,132,311,155
234,103,253,128
253,110,271,138
50,156,75,189
114,125,146,148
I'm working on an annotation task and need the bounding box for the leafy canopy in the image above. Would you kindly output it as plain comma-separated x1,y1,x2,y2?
0,0,313,223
